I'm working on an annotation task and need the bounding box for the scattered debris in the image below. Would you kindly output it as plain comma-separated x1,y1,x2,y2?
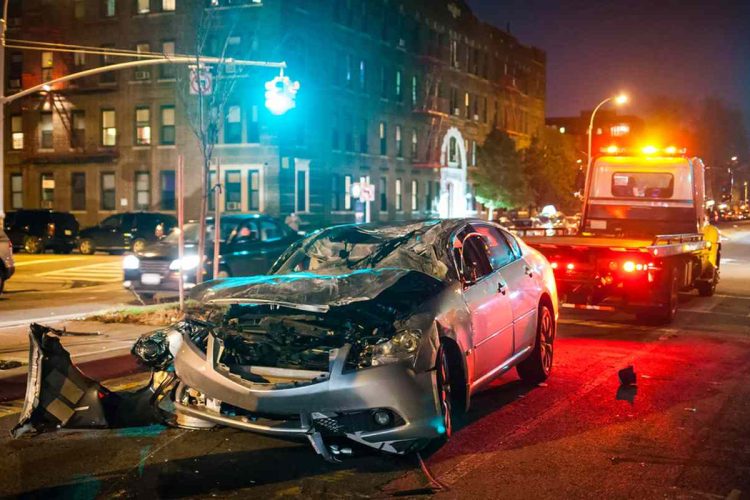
618,365,637,386
0,360,23,370
684,407,697,412
537,382,548,387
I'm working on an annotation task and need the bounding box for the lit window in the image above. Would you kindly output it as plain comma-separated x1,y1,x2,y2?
11,115,23,150
395,178,402,211
295,161,309,213
41,51,53,81
160,105,175,144
344,175,352,210
248,170,260,211
135,107,151,145
100,172,116,210
103,0,116,17
379,121,387,155
40,112,53,149
610,124,630,136
74,0,85,19
137,0,149,14
358,59,366,91
162,0,175,11
395,125,402,157
135,172,150,209
101,109,117,146
449,137,458,163
411,75,417,106
471,140,477,166
411,129,418,160
225,171,241,211
395,69,402,100
41,173,55,208
411,179,418,211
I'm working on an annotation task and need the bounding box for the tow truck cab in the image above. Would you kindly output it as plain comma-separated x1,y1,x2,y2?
523,150,720,324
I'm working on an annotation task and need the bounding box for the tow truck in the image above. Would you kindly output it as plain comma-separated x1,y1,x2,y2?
518,146,721,324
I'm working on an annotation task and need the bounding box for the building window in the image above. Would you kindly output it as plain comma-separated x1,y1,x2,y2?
247,104,260,143
611,124,630,136
380,65,388,98
10,115,23,150
395,69,402,100
345,54,353,88
395,178,402,211
331,174,341,211
359,119,368,154
344,114,354,152
344,175,352,210
40,174,55,208
160,170,175,210
411,179,418,211
411,129,418,160
224,171,242,211
450,87,459,116
295,161,309,213
134,43,150,80
248,170,260,211
425,180,432,213
10,174,23,209
103,0,116,17
411,75,418,106
101,109,116,146
135,107,151,145
74,0,85,19
395,125,402,158
41,51,53,82
450,40,459,68
72,110,85,148
100,45,116,83
100,172,116,210
358,59,366,91
136,0,150,14
160,41,176,79
40,112,53,149
471,140,477,166
160,105,175,144
71,173,86,211
379,177,387,212
162,0,175,11
449,137,458,163
224,105,242,144
379,121,387,155
465,92,470,118
135,172,150,209
8,52,22,89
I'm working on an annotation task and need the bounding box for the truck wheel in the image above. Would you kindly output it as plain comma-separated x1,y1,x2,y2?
638,267,678,325
697,251,720,297
517,303,555,384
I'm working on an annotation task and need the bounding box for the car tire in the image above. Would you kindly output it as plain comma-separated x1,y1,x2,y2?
435,346,453,439
79,239,95,255
0,270,5,295
23,236,44,254
517,303,555,385
697,252,720,297
132,238,147,253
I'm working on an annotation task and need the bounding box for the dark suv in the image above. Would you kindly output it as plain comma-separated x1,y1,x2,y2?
79,212,177,255
4,210,80,254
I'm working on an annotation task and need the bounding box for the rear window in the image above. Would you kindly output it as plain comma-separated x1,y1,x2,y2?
611,172,674,199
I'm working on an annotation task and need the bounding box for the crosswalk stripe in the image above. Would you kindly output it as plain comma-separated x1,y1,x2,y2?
35,262,123,282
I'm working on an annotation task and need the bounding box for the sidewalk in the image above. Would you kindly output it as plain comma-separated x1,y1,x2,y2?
0,319,157,402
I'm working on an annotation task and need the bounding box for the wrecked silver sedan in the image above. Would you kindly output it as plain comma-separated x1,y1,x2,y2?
12,219,558,461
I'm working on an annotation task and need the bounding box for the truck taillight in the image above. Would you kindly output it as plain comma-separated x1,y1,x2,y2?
551,262,558,269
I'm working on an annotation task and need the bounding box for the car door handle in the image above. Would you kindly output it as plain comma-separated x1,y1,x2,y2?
524,265,533,277
497,282,507,295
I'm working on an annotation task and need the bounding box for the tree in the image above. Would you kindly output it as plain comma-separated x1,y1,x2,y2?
474,129,531,216
522,128,580,213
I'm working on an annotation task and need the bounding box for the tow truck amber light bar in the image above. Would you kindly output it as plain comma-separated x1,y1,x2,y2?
600,145,687,156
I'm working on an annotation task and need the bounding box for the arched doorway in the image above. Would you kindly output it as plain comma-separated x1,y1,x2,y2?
438,127,468,218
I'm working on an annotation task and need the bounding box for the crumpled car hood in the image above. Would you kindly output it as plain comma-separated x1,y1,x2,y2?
189,267,443,310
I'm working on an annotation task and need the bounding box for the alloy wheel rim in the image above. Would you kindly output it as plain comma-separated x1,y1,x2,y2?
540,309,554,373
438,350,452,438
80,241,91,254
133,240,145,253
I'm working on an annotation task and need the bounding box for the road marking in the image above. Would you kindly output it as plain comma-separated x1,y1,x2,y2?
12,257,89,267
35,261,123,282
0,307,119,329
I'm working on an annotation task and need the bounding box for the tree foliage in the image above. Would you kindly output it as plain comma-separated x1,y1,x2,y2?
474,129,531,209
522,128,580,212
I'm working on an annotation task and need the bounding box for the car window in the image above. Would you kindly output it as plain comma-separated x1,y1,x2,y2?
475,224,517,270
229,220,259,243
100,214,123,228
504,230,522,259
452,229,492,284
260,220,282,242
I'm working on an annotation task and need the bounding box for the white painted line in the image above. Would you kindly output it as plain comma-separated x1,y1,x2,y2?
12,257,89,267
0,307,119,329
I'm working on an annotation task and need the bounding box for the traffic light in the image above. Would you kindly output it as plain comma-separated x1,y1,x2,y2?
265,74,300,115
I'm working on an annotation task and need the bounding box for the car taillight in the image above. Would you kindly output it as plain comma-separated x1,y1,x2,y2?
47,223,55,237
566,263,575,270
551,262,558,269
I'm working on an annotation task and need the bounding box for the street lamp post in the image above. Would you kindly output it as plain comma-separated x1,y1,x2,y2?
581,93,628,224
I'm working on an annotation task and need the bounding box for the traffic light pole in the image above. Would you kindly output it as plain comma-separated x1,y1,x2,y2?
0,49,285,223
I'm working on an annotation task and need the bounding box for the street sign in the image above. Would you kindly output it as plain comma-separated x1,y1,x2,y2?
189,67,213,95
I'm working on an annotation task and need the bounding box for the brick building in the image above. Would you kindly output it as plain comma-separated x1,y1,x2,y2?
3,0,545,229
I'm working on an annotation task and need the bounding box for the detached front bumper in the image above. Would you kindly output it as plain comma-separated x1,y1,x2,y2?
173,333,443,456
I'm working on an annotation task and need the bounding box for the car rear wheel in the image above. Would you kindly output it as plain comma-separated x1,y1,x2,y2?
517,303,555,385
132,238,146,253
79,239,95,255
24,236,43,254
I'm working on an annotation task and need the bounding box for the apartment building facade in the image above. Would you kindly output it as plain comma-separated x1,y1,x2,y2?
3,0,545,228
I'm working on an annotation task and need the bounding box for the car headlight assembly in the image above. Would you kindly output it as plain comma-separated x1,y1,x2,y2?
169,254,201,271
123,254,140,270
369,329,422,367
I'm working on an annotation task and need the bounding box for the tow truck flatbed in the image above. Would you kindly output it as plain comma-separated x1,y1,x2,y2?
522,232,708,257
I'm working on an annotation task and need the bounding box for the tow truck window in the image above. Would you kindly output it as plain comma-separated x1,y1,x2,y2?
611,172,674,199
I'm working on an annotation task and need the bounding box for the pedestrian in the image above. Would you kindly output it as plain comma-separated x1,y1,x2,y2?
285,212,301,232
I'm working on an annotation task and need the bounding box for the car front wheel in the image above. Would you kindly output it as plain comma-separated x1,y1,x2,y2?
517,303,555,384
79,239,95,255
24,236,43,254
436,346,453,439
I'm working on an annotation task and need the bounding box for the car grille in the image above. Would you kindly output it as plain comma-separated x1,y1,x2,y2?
140,260,171,274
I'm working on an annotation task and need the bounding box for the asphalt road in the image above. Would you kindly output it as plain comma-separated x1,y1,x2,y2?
0,223,749,498
0,254,134,327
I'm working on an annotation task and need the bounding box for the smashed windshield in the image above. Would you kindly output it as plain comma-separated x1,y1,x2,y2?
270,221,451,281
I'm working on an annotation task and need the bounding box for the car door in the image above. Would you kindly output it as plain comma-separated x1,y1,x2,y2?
456,229,515,383
224,220,266,276
96,214,123,248
477,223,540,355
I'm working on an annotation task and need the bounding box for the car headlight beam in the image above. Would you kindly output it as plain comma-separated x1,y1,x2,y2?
169,254,201,271
123,254,140,270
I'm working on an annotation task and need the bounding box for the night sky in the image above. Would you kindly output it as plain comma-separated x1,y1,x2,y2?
466,0,750,120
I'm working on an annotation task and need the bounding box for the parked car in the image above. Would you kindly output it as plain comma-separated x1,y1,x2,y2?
3,209,79,254
17,219,559,461
79,212,177,254
123,214,300,299
0,228,14,295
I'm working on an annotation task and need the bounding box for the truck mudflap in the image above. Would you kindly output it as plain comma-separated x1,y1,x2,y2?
11,324,176,438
